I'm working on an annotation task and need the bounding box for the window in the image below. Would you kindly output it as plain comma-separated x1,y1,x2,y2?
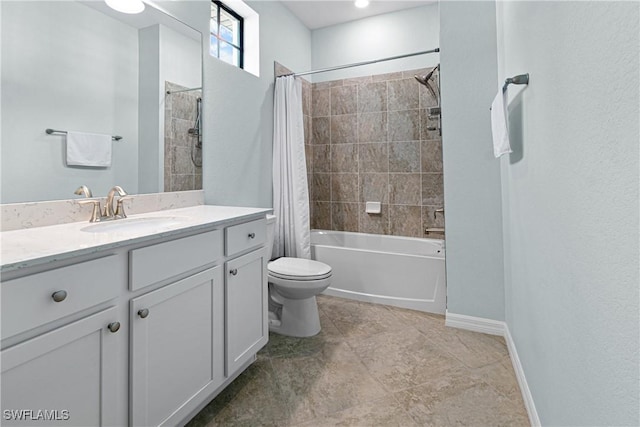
210,1,243,68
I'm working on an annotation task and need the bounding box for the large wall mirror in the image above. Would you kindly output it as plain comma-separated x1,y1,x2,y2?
1,0,203,204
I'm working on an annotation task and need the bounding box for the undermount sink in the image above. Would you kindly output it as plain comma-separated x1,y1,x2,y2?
81,216,188,233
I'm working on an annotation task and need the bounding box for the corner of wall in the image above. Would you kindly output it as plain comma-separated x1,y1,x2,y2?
439,0,505,322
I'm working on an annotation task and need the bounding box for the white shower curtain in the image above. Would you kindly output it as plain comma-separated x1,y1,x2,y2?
272,75,311,259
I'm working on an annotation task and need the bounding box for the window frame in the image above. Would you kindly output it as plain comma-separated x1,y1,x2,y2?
210,0,244,69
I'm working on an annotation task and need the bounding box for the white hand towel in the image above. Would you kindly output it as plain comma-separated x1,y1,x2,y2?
490,90,512,158
66,131,112,167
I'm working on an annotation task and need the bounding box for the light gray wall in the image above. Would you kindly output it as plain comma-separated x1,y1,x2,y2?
139,23,201,193
496,1,640,424
154,0,311,208
138,25,162,193
160,25,202,90
0,1,139,203
205,1,311,207
310,4,439,82
439,1,505,320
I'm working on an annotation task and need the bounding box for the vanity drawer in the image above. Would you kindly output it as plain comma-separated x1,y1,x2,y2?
225,218,266,257
129,229,223,291
1,255,120,339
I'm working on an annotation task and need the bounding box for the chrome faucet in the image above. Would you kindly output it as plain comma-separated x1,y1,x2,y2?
434,208,444,220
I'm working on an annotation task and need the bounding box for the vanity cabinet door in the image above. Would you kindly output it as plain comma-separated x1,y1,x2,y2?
130,266,224,427
1,307,120,427
225,249,268,376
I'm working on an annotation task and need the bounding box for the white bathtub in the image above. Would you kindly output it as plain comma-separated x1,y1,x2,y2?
311,230,446,314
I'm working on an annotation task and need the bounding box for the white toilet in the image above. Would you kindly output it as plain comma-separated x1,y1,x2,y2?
266,215,332,337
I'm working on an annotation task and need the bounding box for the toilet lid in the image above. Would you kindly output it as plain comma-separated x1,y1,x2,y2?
268,258,332,281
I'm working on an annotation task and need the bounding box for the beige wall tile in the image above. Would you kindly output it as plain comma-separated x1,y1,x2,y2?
372,71,403,82
312,144,331,173
312,117,331,145
359,203,389,235
389,110,420,142
331,86,358,115
389,141,421,173
331,173,359,202
312,173,331,201
331,202,359,231
389,205,422,237
388,78,420,111
331,114,358,144
422,173,444,205
389,173,421,205
308,68,443,238
312,201,331,229
358,143,389,173
420,109,441,140
358,82,387,113
360,173,389,204
358,112,387,143
421,140,443,173
331,144,358,173
312,87,331,117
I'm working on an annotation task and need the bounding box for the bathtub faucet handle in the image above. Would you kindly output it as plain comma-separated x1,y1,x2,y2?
434,208,444,220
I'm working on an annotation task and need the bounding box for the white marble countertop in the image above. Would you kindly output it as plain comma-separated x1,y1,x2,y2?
1,205,271,274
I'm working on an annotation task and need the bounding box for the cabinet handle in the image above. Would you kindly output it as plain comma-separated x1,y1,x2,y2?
138,308,150,319
230,269,238,276
51,290,68,303
248,233,256,239
107,322,121,333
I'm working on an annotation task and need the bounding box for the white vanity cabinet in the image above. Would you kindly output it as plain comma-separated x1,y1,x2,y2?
1,307,121,427
225,249,268,376
0,208,269,427
130,266,224,427
224,218,268,376
1,255,124,427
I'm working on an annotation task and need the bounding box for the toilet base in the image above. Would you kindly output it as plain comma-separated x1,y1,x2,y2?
268,293,321,337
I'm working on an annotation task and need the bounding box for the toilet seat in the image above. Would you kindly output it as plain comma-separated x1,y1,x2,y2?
268,257,332,281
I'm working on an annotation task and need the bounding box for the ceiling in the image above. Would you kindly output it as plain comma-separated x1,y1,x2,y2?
281,0,437,30
80,1,200,40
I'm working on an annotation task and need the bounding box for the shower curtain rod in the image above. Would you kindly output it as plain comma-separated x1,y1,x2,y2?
290,48,439,77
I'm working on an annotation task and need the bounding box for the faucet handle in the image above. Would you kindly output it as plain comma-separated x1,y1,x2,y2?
434,208,445,220
114,196,132,219
78,199,103,222
74,185,93,198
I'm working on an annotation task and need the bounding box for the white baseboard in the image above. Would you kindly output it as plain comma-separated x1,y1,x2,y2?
504,325,541,427
445,311,541,426
445,310,505,336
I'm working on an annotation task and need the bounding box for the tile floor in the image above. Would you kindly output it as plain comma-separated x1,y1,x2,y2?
187,295,530,427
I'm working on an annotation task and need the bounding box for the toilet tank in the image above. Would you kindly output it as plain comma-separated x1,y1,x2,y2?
265,214,276,261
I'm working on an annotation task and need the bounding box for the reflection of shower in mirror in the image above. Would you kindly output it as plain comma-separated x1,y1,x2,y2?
189,97,203,167
189,97,202,148
164,81,203,191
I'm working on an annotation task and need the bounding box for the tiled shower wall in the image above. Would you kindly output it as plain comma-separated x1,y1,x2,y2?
307,68,444,238
164,82,203,192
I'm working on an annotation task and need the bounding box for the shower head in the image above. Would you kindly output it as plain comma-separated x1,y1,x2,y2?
414,64,440,87
414,75,429,86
